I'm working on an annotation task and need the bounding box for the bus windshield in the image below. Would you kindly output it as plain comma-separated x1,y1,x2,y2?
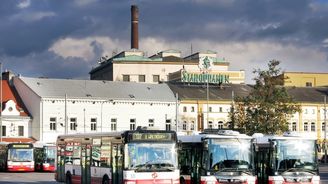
275,139,317,172
126,143,177,172
208,138,252,172
8,148,33,162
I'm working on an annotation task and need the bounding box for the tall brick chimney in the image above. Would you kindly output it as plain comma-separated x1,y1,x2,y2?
131,5,139,49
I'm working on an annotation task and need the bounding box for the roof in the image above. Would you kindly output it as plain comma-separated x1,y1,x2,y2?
168,83,252,101
16,77,176,102
1,137,37,143
1,80,29,116
287,86,328,103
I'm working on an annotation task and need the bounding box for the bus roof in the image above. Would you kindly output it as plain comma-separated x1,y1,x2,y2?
57,131,124,140
252,132,317,143
178,133,252,143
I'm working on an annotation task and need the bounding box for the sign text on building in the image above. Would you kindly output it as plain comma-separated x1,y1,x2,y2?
181,71,229,84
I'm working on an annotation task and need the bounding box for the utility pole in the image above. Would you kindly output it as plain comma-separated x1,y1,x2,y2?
175,93,179,132
65,94,67,135
324,95,327,163
0,63,2,142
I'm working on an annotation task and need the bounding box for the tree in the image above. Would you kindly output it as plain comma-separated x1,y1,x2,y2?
230,60,300,135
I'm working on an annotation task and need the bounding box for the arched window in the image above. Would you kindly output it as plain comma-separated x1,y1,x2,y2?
311,122,316,132
218,121,224,129
304,122,308,131
190,121,195,131
208,121,213,129
292,122,297,131
323,122,326,131
183,121,187,130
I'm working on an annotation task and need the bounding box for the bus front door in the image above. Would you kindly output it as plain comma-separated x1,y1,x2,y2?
112,143,123,184
81,144,91,184
56,144,65,182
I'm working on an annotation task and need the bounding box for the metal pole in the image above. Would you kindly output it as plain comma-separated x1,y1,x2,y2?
65,94,67,135
0,62,2,142
206,71,209,130
175,93,179,132
84,108,86,133
324,95,327,163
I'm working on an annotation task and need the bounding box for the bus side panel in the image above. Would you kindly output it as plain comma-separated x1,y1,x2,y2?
90,166,111,184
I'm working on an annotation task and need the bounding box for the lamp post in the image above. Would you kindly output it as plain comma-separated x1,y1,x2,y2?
324,95,327,163
0,62,2,142
199,56,212,131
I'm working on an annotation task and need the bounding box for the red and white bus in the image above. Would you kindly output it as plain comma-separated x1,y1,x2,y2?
253,132,320,184
34,143,56,172
55,127,179,184
178,129,257,184
0,142,35,172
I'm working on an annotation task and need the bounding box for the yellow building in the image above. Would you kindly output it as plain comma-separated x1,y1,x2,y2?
283,72,328,87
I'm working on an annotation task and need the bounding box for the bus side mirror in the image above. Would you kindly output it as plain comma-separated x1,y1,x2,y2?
178,141,182,151
203,139,208,151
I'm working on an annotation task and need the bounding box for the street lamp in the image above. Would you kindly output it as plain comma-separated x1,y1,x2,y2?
199,56,213,131
324,95,327,163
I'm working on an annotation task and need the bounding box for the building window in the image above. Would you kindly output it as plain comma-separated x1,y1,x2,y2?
123,75,130,82
312,109,315,114
138,75,145,82
311,122,315,132
91,118,97,131
70,118,77,131
323,122,326,131
166,119,171,131
227,122,233,129
218,121,224,129
191,107,195,112
219,107,223,112
50,117,57,131
304,109,308,114
306,82,312,87
2,126,6,137
153,75,160,83
190,121,195,131
183,121,187,130
148,119,154,127
208,121,213,129
209,107,212,112
304,122,308,131
111,118,117,131
183,106,187,112
292,122,297,131
18,126,24,136
130,119,136,130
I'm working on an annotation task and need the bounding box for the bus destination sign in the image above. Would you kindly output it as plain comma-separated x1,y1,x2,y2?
10,144,32,148
131,133,173,141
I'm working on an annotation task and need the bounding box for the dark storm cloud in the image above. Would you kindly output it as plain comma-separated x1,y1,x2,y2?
0,0,327,80
0,0,131,57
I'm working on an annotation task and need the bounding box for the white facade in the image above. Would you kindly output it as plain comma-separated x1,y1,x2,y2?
1,100,31,138
113,62,231,83
13,77,177,144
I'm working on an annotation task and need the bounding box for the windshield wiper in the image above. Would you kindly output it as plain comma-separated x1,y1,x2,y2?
134,162,175,172
282,168,317,175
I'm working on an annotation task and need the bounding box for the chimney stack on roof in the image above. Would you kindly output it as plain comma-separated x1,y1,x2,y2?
131,5,139,49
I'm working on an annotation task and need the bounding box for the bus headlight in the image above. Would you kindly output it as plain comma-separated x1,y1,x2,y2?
312,176,320,184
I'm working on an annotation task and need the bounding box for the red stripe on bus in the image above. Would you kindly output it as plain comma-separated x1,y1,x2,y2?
71,175,81,184
124,179,179,184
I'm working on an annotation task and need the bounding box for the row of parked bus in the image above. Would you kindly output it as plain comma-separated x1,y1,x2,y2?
0,142,56,172
53,127,320,184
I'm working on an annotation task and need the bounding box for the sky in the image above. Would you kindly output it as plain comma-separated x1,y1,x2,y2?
1,0,328,84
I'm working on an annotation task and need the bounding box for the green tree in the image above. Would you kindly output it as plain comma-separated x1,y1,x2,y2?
230,60,300,135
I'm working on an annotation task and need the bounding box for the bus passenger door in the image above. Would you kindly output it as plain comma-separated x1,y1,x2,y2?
81,144,91,184
56,144,65,182
112,144,123,184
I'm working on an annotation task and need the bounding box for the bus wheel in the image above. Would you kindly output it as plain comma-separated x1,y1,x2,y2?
65,174,72,184
180,177,186,184
102,176,109,184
